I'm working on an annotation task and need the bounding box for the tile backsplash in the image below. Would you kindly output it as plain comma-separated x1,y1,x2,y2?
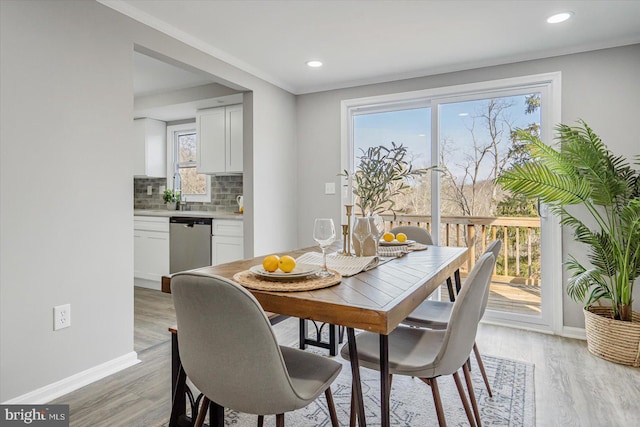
134,175,243,212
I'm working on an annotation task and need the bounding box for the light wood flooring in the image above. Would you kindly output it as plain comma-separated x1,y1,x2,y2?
53,286,640,426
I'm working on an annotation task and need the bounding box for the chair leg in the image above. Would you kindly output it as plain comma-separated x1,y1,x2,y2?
452,371,477,427
462,363,482,427
473,342,493,397
194,396,210,427
276,413,285,427
349,382,357,427
209,401,224,427
427,377,447,427
325,388,339,427
257,415,264,427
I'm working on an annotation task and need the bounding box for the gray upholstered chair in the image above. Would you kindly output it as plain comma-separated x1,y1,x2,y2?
390,225,434,245
171,272,341,427
403,239,502,400
341,252,496,427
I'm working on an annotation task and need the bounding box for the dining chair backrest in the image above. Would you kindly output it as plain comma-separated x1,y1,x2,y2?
390,226,434,245
171,272,300,415
479,239,502,320
432,252,496,376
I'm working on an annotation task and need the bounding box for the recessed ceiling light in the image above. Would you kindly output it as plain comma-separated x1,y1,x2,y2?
306,60,323,68
458,112,469,117
547,12,573,24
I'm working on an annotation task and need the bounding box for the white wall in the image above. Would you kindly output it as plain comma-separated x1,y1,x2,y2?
295,44,640,329
0,0,297,402
0,1,135,401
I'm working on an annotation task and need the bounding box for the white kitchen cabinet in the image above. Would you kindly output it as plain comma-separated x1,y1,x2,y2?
133,118,167,177
134,216,169,282
225,104,243,173
196,105,243,174
211,219,244,265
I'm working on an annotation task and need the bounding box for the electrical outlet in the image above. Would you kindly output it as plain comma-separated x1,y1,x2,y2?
54,304,71,331
146,185,153,195
159,185,166,193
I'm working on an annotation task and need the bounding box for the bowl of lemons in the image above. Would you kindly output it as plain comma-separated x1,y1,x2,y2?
379,232,415,246
249,255,320,280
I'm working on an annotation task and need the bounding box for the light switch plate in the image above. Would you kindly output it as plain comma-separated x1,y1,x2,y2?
325,182,336,195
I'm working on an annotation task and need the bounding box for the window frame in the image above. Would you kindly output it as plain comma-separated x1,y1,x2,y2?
166,122,211,203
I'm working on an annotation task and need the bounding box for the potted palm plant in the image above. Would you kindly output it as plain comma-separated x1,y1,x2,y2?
497,120,640,366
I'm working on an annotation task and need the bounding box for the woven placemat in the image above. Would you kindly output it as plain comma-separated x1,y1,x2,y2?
233,269,342,292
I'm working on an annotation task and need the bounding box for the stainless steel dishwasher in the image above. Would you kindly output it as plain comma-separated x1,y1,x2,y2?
170,217,212,273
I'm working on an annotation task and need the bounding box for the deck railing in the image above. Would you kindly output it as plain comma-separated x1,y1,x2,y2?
382,214,541,286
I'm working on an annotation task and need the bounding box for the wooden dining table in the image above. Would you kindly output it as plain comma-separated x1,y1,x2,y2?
163,244,468,427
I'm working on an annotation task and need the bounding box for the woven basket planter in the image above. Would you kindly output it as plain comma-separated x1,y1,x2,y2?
584,306,640,367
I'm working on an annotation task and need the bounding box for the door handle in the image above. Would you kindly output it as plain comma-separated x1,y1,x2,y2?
184,224,194,228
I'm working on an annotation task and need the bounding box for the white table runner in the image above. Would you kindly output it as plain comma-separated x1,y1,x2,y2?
296,252,380,277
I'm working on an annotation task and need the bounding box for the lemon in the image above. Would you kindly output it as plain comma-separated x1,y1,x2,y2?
383,232,395,242
278,255,296,273
396,233,408,243
262,255,280,272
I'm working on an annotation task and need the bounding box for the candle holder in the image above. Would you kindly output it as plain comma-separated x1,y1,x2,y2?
340,225,349,255
340,205,354,256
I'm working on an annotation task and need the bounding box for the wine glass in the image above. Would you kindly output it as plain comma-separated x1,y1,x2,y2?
371,214,386,254
313,218,336,277
352,217,371,257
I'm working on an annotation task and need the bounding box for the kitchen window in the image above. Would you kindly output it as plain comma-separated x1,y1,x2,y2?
167,123,211,203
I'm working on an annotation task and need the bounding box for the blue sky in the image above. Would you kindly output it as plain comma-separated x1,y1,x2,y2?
354,94,541,178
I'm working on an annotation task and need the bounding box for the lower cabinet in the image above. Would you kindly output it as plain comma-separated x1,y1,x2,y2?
134,216,170,282
211,219,244,265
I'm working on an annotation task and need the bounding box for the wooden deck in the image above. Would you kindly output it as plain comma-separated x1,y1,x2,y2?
440,277,541,317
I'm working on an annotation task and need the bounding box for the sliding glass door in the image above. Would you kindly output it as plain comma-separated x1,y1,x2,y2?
344,74,562,332
437,92,544,323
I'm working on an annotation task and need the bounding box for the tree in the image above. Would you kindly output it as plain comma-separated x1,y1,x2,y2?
439,98,516,216
498,95,541,215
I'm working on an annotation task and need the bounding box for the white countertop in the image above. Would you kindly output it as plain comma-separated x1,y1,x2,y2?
134,209,243,220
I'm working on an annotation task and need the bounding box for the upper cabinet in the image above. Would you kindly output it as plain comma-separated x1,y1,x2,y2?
226,104,243,173
133,118,167,178
196,104,243,174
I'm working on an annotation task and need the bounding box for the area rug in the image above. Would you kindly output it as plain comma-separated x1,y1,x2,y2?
178,353,534,427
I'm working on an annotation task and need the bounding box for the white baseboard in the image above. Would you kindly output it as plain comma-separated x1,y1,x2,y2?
481,319,587,341
561,326,587,340
3,351,140,404
134,277,161,291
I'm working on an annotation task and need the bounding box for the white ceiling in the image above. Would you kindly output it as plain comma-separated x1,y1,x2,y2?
107,0,640,95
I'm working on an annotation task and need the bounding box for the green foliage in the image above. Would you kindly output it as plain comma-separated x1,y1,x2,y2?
497,120,640,320
525,94,541,114
162,189,180,203
496,193,539,217
345,142,429,216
